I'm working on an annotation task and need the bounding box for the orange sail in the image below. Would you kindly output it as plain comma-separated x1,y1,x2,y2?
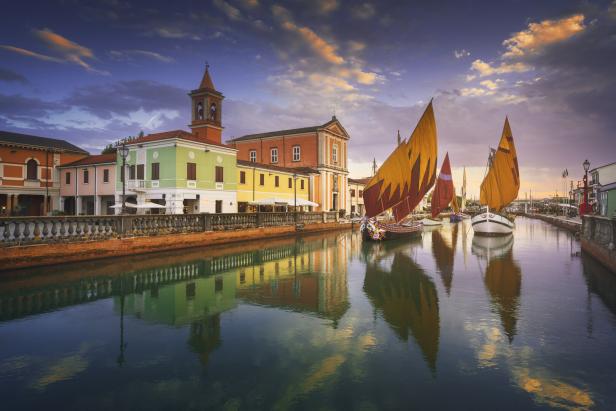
479,118,520,212
363,102,438,221
431,153,454,218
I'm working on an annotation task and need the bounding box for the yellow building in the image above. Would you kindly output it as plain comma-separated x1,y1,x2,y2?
236,160,316,212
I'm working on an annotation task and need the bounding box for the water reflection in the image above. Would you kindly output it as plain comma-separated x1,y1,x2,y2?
472,235,521,343
431,224,458,295
362,239,440,371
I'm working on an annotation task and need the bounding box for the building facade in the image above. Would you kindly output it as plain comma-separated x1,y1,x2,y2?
0,131,88,216
228,117,350,212
236,160,313,212
59,153,117,215
347,177,368,216
116,130,238,214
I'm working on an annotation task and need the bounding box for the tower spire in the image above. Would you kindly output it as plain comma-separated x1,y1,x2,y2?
199,62,216,90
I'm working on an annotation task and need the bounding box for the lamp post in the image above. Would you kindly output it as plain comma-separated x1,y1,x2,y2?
581,159,590,216
119,143,129,215
293,173,298,223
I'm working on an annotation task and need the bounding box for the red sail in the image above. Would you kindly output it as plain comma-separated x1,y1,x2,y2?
431,153,454,218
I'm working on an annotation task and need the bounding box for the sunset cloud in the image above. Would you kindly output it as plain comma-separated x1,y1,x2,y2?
108,49,174,63
471,59,531,77
503,14,585,58
281,21,345,65
1,28,107,74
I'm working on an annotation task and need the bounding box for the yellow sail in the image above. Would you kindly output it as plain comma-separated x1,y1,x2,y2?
363,101,438,221
451,185,460,213
479,118,520,212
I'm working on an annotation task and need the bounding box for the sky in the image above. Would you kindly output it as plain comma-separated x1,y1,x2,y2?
1,0,615,198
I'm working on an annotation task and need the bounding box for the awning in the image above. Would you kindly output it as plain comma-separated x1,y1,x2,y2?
110,202,166,209
248,198,319,207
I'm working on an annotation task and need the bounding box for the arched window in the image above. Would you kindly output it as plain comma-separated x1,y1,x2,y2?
26,159,38,180
196,102,204,120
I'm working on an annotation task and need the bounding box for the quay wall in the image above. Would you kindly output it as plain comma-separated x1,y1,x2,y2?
581,215,616,273
520,213,581,234
0,221,351,271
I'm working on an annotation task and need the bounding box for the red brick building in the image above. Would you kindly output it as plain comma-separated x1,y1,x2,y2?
228,117,350,212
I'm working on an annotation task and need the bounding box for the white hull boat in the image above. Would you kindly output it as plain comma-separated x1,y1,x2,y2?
421,218,443,226
471,212,514,236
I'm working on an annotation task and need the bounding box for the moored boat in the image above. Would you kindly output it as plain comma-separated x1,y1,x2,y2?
361,101,438,241
421,218,443,226
472,118,520,236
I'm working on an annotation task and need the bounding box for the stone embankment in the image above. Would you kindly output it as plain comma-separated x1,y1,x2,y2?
520,213,582,234
0,212,351,271
581,215,616,273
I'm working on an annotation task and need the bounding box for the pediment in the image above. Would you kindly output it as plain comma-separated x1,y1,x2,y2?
324,120,350,139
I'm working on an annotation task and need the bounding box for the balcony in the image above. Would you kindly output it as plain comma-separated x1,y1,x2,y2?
127,180,147,191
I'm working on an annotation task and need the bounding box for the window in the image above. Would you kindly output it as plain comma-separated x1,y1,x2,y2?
260,173,265,185
240,171,246,184
271,148,278,163
65,172,71,185
137,164,144,180
293,145,301,161
301,179,304,190
151,163,160,180
187,163,196,180
332,144,338,164
288,177,292,188
359,190,363,198
351,189,356,197
26,159,37,180
129,165,136,180
83,169,89,184
275,176,279,187
215,166,224,183
249,150,257,162
103,169,110,183
215,200,222,213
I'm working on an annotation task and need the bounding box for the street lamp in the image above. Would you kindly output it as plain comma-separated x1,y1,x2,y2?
119,143,130,215
581,159,590,216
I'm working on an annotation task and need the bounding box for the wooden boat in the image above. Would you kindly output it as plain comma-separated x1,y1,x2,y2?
421,217,443,226
361,101,438,241
430,152,463,225
471,118,520,236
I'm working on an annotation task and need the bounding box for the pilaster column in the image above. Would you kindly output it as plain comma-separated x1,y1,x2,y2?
95,195,101,215
76,196,82,215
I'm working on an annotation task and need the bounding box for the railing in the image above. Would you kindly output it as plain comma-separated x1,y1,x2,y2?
0,212,341,246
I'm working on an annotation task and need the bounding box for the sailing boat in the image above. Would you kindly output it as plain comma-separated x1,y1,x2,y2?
471,118,520,236
361,101,438,241
423,153,454,226
457,166,471,220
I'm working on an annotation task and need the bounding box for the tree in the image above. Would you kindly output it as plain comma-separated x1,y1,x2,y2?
101,143,116,154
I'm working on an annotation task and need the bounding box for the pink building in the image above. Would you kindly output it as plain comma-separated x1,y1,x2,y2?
59,153,116,215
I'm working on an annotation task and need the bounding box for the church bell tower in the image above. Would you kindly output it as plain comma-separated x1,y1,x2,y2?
189,64,224,144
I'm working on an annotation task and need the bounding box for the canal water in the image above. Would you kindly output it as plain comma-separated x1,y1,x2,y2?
1,217,615,410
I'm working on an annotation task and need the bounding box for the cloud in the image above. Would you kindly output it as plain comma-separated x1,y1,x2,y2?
316,0,339,14
454,49,470,59
470,59,531,77
64,80,186,119
213,0,242,21
108,49,174,63
1,28,107,75
0,67,28,84
502,14,585,58
348,41,366,53
281,21,345,65
459,87,489,97
352,3,376,20
150,27,201,40
479,79,503,91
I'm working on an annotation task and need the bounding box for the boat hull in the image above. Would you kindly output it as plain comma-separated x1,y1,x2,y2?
361,220,422,241
471,213,514,236
421,218,443,226
450,214,463,223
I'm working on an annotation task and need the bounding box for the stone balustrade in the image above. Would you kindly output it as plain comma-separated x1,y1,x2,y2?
582,215,616,273
0,212,342,246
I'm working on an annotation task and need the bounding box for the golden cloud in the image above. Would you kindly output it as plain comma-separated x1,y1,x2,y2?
503,14,585,58
471,59,531,77
282,21,345,65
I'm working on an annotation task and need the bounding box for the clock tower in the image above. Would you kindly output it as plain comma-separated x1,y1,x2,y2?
189,64,224,144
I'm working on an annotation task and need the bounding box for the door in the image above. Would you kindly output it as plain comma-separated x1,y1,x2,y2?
215,200,223,213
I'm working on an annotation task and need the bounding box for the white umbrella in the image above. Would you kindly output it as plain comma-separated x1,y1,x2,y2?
248,198,291,206
293,198,319,207
110,202,137,208
134,201,167,209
